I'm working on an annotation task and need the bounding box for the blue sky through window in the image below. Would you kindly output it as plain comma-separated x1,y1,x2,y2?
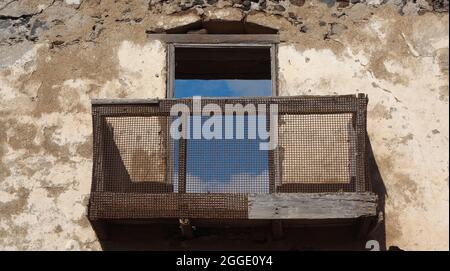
173,80,272,193
174,80,272,98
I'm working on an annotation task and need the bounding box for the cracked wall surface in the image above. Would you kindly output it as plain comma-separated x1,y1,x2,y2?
0,0,448,250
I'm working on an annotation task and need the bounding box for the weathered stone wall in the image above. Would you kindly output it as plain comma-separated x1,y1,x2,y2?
0,0,448,250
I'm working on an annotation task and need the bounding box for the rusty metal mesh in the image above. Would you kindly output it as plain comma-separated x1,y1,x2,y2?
276,113,357,193
88,95,369,220
102,116,172,193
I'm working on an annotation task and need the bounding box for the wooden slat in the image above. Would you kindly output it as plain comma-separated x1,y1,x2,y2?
148,34,279,44
248,192,377,219
270,44,278,96
167,44,175,98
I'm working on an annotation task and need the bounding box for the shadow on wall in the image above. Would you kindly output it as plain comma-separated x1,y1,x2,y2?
93,133,389,251
101,121,173,193
365,136,388,251
99,222,375,251
148,17,278,34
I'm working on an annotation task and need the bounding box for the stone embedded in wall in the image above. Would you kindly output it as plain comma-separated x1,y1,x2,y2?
0,0,93,47
346,3,373,21
0,0,55,18
329,22,347,36
28,19,48,41
299,24,308,33
321,0,337,7
273,4,286,12
384,0,449,14
337,0,350,8
204,7,245,21
432,0,449,12
0,17,30,45
2,0,448,48
64,0,82,9
402,0,433,15
245,11,292,33
144,0,446,35
367,0,384,6
241,0,252,11
203,7,245,33
153,9,203,33
289,0,305,6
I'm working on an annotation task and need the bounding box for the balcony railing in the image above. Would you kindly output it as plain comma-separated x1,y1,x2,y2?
88,95,377,227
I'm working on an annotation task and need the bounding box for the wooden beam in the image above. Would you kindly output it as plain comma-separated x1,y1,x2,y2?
148,34,279,44
248,192,378,220
167,44,175,98
270,44,278,96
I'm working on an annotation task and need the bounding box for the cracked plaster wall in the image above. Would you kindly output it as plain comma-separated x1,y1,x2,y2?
0,0,448,250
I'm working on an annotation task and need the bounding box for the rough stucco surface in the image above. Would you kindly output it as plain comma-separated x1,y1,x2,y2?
0,0,448,250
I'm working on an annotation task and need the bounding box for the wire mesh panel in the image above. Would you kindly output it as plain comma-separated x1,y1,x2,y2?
276,113,357,193
185,138,269,194
101,116,173,193
182,115,269,194
89,95,369,221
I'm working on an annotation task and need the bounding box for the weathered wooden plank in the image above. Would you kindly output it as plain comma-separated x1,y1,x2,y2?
167,44,175,98
148,34,279,44
270,44,278,96
248,192,377,219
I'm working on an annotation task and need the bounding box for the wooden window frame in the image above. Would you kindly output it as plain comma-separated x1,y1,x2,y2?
147,34,279,98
